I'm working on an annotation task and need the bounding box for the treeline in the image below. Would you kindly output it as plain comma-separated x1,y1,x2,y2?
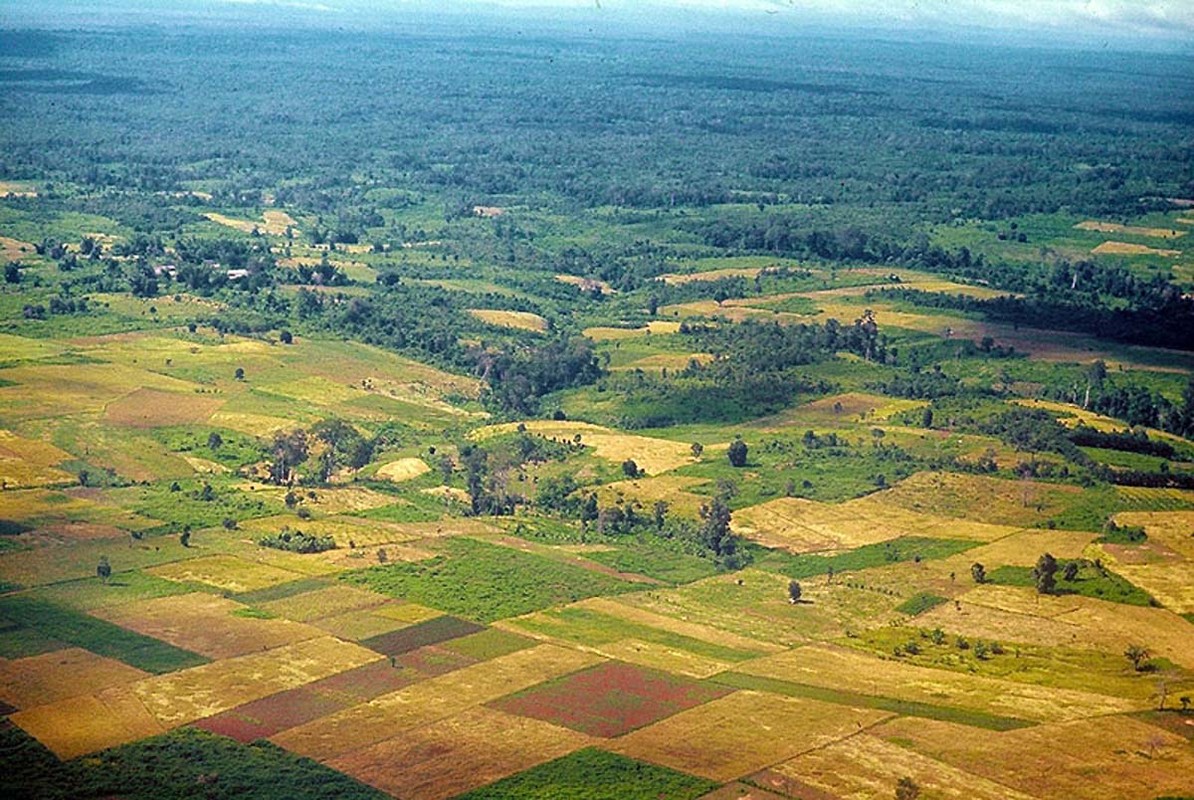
869,288,1194,351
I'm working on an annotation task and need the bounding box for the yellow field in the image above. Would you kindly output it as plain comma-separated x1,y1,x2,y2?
375,457,430,482
467,309,549,332
1090,556,1194,614
949,528,1096,568
104,387,223,428
233,510,421,548
204,210,297,235
147,555,305,593
956,585,1194,669
861,471,1084,528
237,484,397,515
593,474,709,517
328,706,592,800
610,691,891,783
0,181,37,197
873,715,1194,800
132,636,379,727
260,376,366,406
0,235,35,261
92,593,324,659
1112,510,1194,559
772,733,1033,800
0,429,74,487
272,644,602,760
0,362,199,420
309,606,413,641
731,497,907,554
610,352,714,372
257,584,389,622
576,597,787,655
659,267,764,285
1075,220,1185,239
208,410,298,435
472,420,695,475
9,685,164,759
582,320,682,340
736,644,1135,722
1092,240,1181,257
770,392,927,425
0,647,148,709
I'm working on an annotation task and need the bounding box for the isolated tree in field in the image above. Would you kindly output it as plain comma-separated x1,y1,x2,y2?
921,407,933,429
787,580,802,604
653,499,668,531
895,776,920,800
270,429,309,485
621,459,639,478
279,329,293,344
727,437,748,467
970,562,986,584
691,442,704,458
96,556,111,584
1124,644,1151,672
234,367,245,381
699,492,735,558
1179,695,1190,712
180,527,191,548
1033,552,1058,594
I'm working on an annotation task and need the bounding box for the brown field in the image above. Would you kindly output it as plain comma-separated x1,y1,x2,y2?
555,274,615,294
735,644,1135,722
769,733,1034,800
272,643,602,761
0,647,148,709
374,457,431,482
467,309,549,332
328,706,592,800
147,555,305,593
473,420,695,475
1092,240,1181,257
0,235,35,262
610,690,892,783
237,484,397,515
131,636,380,727
257,584,389,623
862,471,1085,528
1075,220,1186,239
872,715,1194,800
8,685,164,759
204,210,297,236
91,593,325,659
955,585,1194,669
0,429,74,487
0,362,200,421
104,388,222,428
237,514,422,550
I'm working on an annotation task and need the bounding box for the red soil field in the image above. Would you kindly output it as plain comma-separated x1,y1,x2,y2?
192,686,346,743
488,660,731,737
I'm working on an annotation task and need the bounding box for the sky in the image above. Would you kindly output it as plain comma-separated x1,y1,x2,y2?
5,0,1194,49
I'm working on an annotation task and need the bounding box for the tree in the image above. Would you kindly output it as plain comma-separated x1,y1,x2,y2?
234,367,245,381
1033,552,1058,594
895,776,920,800
971,562,986,584
1062,560,1080,582
652,500,668,531
180,528,191,548
621,459,640,478
787,580,802,604
279,329,293,344
921,407,933,429
4,262,20,284
312,418,365,481
699,492,735,559
207,431,223,450
727,437,748,467
691,442,704,458
1125,644,1151,672
270,429,309,485
96,556,111,584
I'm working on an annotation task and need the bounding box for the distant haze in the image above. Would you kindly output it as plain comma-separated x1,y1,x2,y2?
3,0,1193,50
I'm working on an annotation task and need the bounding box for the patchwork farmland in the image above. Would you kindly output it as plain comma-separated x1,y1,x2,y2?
2,10,1193,800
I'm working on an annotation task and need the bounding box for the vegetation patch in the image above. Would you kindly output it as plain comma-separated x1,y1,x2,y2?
341,538,638,623
774,537,977,580
359,614,484,656
489,661,732,737
458,747,717,800
0,596,207,674
896,592,949,616
986,562,1155,606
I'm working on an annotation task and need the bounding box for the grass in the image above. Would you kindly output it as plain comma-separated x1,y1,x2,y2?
457,747,717,800
764,536,979,580
710,672,1032,731
119,478,280,531
896,592,949,616
0,596,208,674
510,605,762,664
987,563,1156,607
232,577,332,605
585,544,717,585
340,537,639,623
0,725,389,800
